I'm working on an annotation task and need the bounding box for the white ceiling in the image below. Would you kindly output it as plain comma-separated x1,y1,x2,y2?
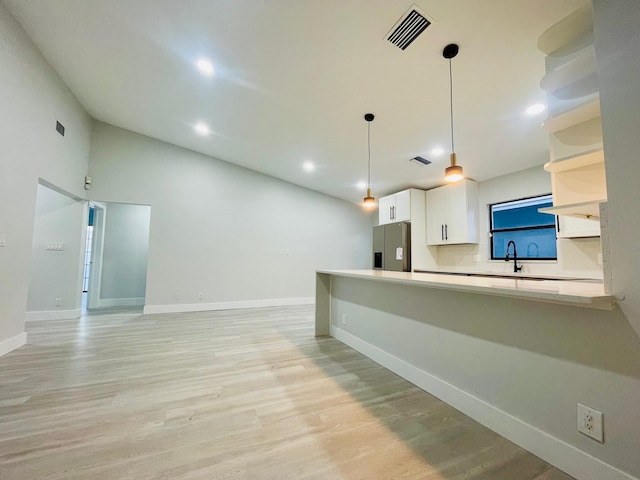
4,0,585,204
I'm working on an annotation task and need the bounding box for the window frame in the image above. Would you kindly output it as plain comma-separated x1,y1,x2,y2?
489,193,558,261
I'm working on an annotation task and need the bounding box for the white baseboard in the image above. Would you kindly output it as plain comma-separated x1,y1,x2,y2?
96,297,144,308
331,326,638,480
25,308,81,322
143,297,314,315
0,332,27,357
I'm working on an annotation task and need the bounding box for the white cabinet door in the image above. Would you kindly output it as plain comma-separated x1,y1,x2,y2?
379,190,412,225
445,181,469,244
557,216,600,238
378,195,395,225
426,187,447,245
426,180,478,245
394,190,411,222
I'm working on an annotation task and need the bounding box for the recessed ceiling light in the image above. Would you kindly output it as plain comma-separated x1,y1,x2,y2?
526,103,546,115
196,58,215,77
303,161,315,172
357,181,367,190
194,122,210,136
431,147,444,156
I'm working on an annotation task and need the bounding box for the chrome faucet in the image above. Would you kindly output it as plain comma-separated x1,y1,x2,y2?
505,240,523,273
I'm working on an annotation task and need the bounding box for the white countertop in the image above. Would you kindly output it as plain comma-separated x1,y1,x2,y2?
317,269,615,311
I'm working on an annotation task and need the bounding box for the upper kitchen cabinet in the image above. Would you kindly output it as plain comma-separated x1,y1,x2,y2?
378,189,429,269
378,189,412,225
426,179,479,245
537,4,606,237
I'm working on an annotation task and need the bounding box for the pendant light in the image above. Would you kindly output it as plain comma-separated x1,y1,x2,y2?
443,43,464,183
363,113,376,208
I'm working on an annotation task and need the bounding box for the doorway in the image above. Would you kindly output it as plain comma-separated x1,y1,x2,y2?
83,202,150,310
81,205,95,308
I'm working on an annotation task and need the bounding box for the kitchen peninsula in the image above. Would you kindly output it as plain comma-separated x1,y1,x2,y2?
316,270,613,336
314,269,635,480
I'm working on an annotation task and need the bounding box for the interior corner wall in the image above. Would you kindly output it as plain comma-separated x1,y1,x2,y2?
27,183,85,316
99,203,150,306
0,3,90,352
592,0,640,338
87,122,373,311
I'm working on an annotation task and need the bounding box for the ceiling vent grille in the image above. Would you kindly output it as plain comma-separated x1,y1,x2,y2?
410,156,432,166
387,6,432,50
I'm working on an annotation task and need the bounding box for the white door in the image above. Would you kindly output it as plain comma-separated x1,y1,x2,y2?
378,195,395,225
557,216,600,238
394,190,411,222
445,181,468,244
426,187,447,245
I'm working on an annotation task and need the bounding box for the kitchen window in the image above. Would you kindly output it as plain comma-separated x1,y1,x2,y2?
489,194,557,260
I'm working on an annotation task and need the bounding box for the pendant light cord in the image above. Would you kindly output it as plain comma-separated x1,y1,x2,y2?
449,58,455,153
367,121,371,188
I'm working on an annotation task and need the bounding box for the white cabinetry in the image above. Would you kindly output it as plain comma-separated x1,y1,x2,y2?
378,189,411,225
426,179,479,245
557,216,600,238
537,4,605,238
538,150,605,237
377,189,432,271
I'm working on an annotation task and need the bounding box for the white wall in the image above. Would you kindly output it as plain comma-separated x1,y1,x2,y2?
434,165,603,278
26,183,85,318
592,0,640,337
0,3,90,354
88,122,373,313
99,202,150,306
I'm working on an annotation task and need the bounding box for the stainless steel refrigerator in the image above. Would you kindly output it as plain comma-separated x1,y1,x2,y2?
372,221,411,272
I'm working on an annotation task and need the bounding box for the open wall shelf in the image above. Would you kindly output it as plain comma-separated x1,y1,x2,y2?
539,200,605,220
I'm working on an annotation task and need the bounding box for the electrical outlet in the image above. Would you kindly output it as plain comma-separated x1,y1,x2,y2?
198,292,204,300
578,403,604,442
341,313,347,325
174,292,180,300
0,233,6,247
474,254,482,262
55,297,63,307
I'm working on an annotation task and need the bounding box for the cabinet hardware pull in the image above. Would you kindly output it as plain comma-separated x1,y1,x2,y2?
445,224,448,240
441,224,444,241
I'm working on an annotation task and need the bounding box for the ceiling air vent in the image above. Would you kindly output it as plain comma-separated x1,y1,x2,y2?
410,156,432,166
386,6,432,50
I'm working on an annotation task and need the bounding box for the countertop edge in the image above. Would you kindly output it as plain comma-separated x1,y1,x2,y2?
317,270,615,311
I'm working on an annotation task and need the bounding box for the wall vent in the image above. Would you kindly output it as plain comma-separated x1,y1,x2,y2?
56,121,65,136
410,156,432,166
387,6,432,50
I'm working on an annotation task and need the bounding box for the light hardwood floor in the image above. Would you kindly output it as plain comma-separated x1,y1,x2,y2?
0,305,574,479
